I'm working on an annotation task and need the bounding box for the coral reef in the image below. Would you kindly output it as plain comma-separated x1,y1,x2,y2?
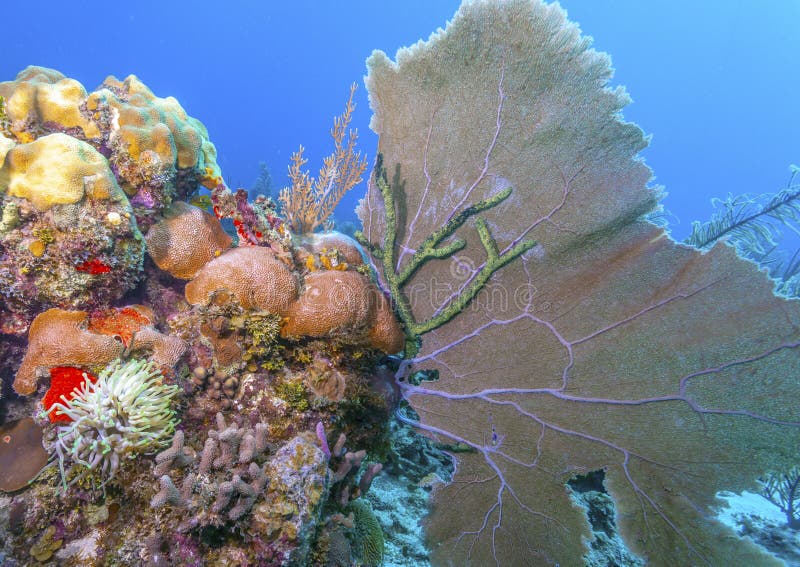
0,66,223,333
358,0,800,565
0,61,407,566
4,1,796,564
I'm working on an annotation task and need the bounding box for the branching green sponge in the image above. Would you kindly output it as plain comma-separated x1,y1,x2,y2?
357,155,537,356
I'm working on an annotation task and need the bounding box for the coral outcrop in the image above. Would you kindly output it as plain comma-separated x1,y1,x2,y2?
359,0,800,565
0,66,224,333
0,65,403,567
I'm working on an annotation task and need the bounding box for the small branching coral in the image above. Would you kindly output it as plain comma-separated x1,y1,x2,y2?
280,84,367,234
47,358,179,490
151,412,270,523
759,466,800,530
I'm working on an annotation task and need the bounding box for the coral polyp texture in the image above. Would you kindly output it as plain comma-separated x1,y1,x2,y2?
358,0,800,565
144,201,232,279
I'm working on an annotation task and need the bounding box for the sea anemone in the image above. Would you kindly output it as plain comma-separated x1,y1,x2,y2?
47,358,180,490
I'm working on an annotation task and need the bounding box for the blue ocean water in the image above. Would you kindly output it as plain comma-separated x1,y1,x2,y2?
2,0,797,240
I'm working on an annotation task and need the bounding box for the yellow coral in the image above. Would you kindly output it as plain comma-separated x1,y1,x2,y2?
0,66,101,140
28,239,46,257
87,74,221,179
0,133,15,169
0,133,125,211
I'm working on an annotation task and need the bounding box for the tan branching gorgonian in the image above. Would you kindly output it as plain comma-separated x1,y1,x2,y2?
280,84,367,234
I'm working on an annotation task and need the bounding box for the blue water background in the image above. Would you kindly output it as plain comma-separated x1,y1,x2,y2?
1,1,798,240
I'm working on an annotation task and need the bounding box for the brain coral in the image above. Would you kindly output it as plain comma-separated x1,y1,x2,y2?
145,201,232,279
13,309,124,395
282,270,404,353
185,246,298,312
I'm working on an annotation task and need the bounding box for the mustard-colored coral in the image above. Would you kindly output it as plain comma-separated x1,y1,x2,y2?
89,74,220,175
0,133,124,211
280,84,367,234
0,66,101,140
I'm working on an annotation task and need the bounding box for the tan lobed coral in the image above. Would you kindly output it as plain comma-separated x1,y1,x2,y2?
282,270,404,353
185,246,299,312
13,309,124,395
13,306,187,395
184,242,403,354
360,1,800,565
0,66,228,331
145,201,232,279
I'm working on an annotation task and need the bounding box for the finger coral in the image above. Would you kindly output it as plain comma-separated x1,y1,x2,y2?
360,0,800,565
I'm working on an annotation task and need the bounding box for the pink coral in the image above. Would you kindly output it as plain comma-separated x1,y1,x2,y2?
282,270,403,352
